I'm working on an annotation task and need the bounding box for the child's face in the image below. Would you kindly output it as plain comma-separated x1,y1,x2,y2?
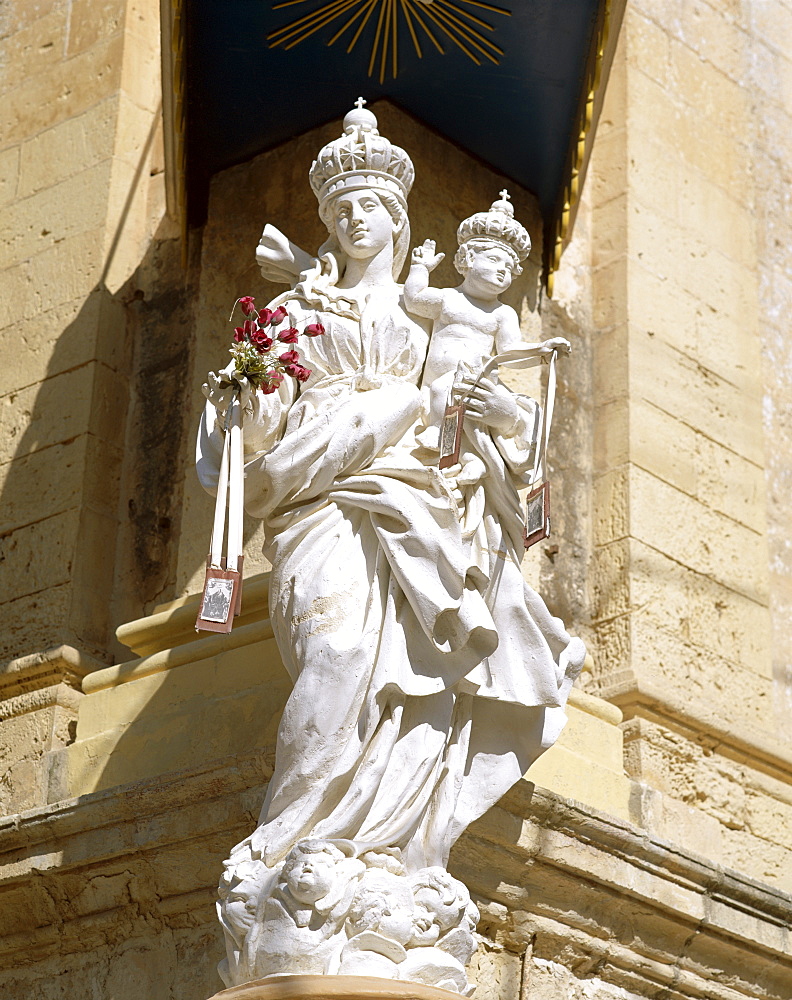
409,887,444,946
409,885,463,946
223,879,260,936
350,890,414,945
286,849,338,904
465,245,514,295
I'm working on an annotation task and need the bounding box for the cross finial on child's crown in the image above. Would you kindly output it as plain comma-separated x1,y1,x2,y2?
355,96,366,110
490,190,515,218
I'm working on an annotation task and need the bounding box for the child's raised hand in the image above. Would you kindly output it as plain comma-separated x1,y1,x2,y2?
411,239,445,271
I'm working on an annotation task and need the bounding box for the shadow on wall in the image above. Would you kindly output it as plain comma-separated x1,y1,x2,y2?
0,247,200,666
0,110,235,996
0,102,199,667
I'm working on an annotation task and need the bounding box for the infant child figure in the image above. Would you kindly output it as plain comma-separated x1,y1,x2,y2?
338,867,415,978
404,192,568,484
217,858,271,987
244,839,364,980
398,867,476,994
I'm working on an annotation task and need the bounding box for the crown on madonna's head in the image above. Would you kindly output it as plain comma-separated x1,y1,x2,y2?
309,99,415,214
457,191,532,262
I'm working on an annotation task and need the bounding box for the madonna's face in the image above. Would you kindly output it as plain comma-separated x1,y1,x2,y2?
331,190,396,259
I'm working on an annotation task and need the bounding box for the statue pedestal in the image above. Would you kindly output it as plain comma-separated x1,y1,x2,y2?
209,975,464,1000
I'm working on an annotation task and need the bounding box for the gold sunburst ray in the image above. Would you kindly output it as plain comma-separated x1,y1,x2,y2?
268,0,510,83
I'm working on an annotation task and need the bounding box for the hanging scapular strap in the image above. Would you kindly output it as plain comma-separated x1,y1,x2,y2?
524,349,557,548
196,393,245,632
439,344,555,470
529,348,557,488
437,344,558,547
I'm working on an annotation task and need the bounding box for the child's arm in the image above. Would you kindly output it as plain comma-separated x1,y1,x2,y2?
496,306,572,359
495,305,523,354
404,239,445,319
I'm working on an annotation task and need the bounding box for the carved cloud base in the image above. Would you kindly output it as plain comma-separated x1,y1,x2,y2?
209,975,468,1000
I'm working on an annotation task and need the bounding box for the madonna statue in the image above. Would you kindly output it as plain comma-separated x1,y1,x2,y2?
197,102,585,993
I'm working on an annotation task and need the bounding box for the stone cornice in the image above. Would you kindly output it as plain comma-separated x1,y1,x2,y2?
0,646,104,721
606,677,792,782
115,572,272,658
0,756,788,997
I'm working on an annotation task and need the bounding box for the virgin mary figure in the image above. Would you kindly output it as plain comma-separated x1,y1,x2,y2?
197,104,584,882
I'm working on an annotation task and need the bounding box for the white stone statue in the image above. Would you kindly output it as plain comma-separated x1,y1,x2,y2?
198,100,586,994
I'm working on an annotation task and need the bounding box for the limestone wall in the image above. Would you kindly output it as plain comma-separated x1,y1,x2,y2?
550,0,792,890
0,0,169,664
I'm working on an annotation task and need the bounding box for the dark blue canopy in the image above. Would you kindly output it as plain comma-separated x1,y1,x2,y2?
184,0,607,231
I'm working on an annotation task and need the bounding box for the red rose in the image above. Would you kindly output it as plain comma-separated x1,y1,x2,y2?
305,323,325,337
270,306,289,325
238,296,256,315
258,308,273,326
250,327,273,352
233,326,246,343
279,349,300,364
284,363,311,382
277,327,299,344
261,371,284,394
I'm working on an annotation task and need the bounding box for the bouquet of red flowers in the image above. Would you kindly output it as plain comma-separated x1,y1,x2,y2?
195,295,327,635
228,296,324,394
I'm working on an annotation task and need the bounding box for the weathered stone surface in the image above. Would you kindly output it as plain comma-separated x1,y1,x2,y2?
0,33,125,147
15,159,114,252
623,717,792,892
0,645,102,814
0,146,20,210
65,0,126,59
1,763,789,1000
0,509,78,603
543,2,792,937
16,98,118,200
0,0,163,657
0,364,101,464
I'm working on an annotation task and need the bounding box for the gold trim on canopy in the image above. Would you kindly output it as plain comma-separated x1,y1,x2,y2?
268,0,511,83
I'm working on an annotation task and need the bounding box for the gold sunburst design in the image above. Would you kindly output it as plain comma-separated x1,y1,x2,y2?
268,0,511,83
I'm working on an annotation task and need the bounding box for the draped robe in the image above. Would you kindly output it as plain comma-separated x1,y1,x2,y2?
197,267,584,873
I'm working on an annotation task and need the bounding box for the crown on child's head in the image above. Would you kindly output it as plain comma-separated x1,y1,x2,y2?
309,98,415,215
457,191,532,262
